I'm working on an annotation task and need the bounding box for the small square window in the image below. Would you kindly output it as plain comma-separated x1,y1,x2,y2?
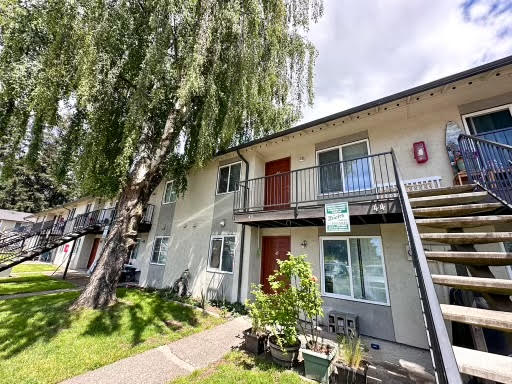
163,181,177,204
216,162,241,194
208,235,236,273
151,237,169,265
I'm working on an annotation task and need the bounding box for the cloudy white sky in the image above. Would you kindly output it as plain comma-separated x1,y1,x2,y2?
300,0,512,123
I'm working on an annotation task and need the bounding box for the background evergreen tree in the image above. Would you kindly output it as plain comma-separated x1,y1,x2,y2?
0,0,323,308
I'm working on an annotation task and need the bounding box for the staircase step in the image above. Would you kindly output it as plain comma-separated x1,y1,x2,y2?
416,215,512,229
440,304,512,332
407,184,477,198
432,274,512,295
413,203,503,218
410,191,488,208
453,346,512,383
425,251,512,266
420,232,512,244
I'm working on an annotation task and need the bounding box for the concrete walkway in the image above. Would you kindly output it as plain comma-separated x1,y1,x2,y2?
0,287,82,300
61,316,250,384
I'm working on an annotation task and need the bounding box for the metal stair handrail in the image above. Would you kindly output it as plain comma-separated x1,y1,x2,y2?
390,149,462,384
0,207,116,266
458,133,512,207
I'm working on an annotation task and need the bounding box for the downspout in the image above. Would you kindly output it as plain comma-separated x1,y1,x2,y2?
236,149,249,303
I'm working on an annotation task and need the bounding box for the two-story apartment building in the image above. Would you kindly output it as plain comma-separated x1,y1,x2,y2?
7,56,512,379
130,56,512,372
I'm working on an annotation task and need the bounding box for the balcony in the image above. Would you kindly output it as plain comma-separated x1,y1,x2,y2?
138,204,155,233
233,152,404,227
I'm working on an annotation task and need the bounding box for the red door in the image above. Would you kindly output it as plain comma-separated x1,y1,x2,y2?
264,157,291,210
87,238,101,268
261,236,291,293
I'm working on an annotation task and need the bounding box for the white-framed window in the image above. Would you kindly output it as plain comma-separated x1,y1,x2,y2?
207,235,236,273
316,139,373,194
320,236,389,305
462,104,512,145
150,236,169,265
162,181,177,204
216,162,241,194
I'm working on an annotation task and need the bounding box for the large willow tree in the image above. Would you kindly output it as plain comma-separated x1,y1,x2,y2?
0,0,323,308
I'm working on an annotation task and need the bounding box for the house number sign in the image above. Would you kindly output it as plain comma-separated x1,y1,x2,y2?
325,202,350,233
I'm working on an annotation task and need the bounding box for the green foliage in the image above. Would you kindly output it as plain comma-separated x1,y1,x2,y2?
0,275,74,295
171,350,309,383
336,335,366,369
0,0,323,200
0,156,70,212
247,254,323,348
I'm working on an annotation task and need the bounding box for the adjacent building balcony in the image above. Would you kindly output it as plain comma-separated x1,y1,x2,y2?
233,152,405,227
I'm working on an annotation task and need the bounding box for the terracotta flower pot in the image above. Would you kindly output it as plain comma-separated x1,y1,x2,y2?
333,361,368,384
243,328,267,355
301,345,337,383
268,334,301,368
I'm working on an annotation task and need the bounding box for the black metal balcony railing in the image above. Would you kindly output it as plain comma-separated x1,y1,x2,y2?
475,126,512,146
0,207,117,264
459,133,512,206
234,152,398,213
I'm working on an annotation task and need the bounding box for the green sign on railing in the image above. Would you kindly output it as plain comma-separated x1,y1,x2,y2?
325,202,350,232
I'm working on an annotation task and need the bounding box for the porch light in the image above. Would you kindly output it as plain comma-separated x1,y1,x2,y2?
299,155,305,162
301,240,308,248
220,219,225,227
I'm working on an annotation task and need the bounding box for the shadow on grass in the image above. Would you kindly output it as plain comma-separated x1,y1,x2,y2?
0,292,78,359
81,288,200,347
0,288,203,360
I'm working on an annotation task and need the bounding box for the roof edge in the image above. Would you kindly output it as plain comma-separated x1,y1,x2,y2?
218,54,512,156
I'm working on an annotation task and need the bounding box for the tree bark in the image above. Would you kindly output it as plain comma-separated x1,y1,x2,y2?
70,163,163,309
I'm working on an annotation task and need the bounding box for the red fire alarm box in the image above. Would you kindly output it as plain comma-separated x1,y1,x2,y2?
413,141,428,163
63,244,70,253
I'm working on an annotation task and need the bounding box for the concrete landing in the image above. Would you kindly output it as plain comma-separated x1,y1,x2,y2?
61,316,250,384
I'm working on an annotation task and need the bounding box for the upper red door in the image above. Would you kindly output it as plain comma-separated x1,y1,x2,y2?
264,157,291,210
261,236,291,293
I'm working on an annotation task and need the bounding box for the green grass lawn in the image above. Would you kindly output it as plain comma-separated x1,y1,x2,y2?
171,351,308,384
0,288,224,384
0,275,75,295
12,263,59,274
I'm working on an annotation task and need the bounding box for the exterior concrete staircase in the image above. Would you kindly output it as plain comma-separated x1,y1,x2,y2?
409,184,512,383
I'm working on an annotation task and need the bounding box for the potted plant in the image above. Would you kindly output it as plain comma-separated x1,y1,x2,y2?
333,335,368,384
294,261,336,383
244,286,269,355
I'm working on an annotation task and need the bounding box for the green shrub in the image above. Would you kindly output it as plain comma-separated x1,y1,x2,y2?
247,254,323,348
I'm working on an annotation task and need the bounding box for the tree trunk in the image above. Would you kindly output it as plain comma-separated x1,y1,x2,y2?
70,168,160,309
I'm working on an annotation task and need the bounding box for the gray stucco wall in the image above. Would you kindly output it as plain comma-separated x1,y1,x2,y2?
146,202,176,288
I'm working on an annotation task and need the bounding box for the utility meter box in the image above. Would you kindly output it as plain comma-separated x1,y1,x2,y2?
328,312,359,337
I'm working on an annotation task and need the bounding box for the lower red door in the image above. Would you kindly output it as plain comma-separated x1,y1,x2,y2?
261,236,291,293
87,238,101,268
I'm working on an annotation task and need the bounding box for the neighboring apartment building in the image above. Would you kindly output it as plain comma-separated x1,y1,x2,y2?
130,56,512,368
26,197,154,272
0,209,32,233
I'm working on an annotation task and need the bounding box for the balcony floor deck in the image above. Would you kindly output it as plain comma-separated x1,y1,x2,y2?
233,197,402,227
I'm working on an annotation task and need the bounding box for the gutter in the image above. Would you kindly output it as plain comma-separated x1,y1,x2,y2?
236,149,249,303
